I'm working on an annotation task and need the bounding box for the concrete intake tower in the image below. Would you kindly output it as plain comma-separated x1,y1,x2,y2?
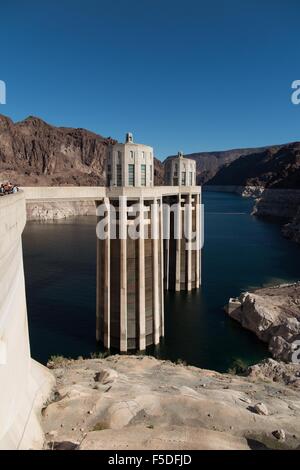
96,134,201,352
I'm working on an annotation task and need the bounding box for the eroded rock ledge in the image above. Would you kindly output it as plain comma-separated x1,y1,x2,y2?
26,201,96,221
42,355,300,450
227,283,300,361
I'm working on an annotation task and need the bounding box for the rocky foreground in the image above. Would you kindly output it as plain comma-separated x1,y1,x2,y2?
42,355,300,450
227,283,300,362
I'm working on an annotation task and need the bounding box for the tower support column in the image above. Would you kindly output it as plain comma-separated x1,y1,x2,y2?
96,204,101,343
186,194,193,291
152,198,160,345
159,196,165,337
102,198,111,349
138,198,146,350
175,196,182,291
195,193,201,288
119,197,127,352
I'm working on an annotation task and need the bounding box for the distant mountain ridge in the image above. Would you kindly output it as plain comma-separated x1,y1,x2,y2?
206,142,300,189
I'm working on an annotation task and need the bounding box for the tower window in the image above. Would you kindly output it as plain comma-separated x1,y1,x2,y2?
117,164,122,186
189,172,193,186
181,171,186,186
141,164,146,186
128,164,135,186
130,151,134,159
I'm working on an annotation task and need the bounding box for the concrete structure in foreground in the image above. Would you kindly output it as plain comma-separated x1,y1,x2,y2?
0,192,54,450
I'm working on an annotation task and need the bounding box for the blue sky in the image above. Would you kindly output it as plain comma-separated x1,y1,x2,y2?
1,0,300,158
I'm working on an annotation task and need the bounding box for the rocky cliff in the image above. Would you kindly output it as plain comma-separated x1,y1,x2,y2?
206,142,300,189
42,355,300,450
0,115,113,186
283,207,300,243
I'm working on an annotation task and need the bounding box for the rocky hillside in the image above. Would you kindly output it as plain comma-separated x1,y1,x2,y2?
283,207,300,243
42,355,300,450
0,114,164,186
206,142,300,189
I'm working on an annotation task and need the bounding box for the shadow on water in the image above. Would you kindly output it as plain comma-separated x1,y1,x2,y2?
23,192,300,372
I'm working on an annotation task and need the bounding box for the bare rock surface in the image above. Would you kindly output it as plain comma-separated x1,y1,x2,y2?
283,206,300,244
253,189,300,221
227,283,300,362
42,355,300,450
26,201,96,221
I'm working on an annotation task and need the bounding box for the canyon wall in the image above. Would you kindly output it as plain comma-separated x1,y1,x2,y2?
253,189,300,220
0,192,54,449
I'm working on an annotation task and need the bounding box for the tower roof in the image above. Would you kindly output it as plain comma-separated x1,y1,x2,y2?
125,132,133,143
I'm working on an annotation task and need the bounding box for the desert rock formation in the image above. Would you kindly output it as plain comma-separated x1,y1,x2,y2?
42,355,300,450
227,283,300,362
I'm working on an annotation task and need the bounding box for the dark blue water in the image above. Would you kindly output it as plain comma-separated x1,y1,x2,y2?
23,192,300,372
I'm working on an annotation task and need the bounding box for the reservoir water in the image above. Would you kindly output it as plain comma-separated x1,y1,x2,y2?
23,192,300,372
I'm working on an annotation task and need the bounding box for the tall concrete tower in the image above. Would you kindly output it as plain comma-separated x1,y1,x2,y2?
97,134,164,352
96,135,201,352
163,153,200,291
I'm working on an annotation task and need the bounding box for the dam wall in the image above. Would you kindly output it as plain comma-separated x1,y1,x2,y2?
22,186,106,221
0,192,54,450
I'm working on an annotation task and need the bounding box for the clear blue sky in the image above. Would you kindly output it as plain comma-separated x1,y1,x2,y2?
1,0,300,158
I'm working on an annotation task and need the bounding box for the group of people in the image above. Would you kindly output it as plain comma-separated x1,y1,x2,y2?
0,182,19,196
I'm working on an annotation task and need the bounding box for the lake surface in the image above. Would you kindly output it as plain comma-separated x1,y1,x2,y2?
22,192,300,372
